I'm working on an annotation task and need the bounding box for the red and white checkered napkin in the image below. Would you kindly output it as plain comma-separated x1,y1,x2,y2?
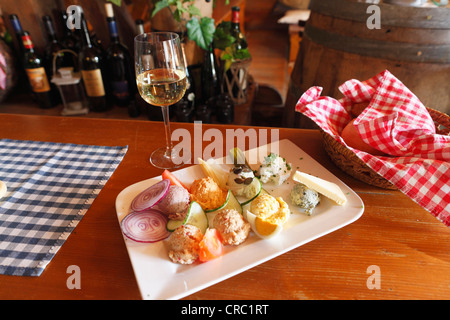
295,70,450,227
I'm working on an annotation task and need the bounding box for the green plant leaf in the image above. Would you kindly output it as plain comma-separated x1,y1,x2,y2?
175,1,187,13
234,48,251,60
107,0,122,6
186,17,215,50
220,47,234,61
213,24,235,50
152,0,170,17
187,3,201,17
173,8,182,22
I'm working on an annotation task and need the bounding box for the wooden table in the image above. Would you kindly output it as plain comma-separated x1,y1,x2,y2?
0,113,449,300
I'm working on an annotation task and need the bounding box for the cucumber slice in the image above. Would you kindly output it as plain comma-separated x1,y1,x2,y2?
186,201,208,233
166,201,208,234
239,178,263,206
166,218,185,232
206,190,242,214
224,191,242,214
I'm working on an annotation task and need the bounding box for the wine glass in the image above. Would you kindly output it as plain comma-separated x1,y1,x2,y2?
135,32,187,169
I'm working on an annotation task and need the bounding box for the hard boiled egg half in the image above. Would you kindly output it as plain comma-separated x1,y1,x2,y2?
243,193,291,239
245,210,284,239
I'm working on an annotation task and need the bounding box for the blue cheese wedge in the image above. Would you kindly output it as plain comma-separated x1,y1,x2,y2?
293,171,347,205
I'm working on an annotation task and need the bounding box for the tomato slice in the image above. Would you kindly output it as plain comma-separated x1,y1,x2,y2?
199,228,223,262
162,170,189,191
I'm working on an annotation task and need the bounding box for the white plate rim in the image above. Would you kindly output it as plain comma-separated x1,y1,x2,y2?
115,139,364,300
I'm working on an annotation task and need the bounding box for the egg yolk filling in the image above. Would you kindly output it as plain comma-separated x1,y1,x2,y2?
250,194,290,235
255,217,279,236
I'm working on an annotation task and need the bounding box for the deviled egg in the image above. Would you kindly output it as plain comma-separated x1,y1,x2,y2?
244,193,290,239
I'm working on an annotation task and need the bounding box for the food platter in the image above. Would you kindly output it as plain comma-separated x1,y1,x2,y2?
115,139,364,300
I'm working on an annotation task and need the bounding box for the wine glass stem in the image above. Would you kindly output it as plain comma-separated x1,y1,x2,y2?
161,105,172,158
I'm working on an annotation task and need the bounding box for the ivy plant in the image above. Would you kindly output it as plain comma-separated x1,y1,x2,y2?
107,0,232,52
151,0,217,50
213,21,251,70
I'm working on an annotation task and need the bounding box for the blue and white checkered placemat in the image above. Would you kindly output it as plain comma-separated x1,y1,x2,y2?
0,139,128,276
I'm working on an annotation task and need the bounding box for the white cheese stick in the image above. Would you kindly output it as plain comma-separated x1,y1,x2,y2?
293,171,347,205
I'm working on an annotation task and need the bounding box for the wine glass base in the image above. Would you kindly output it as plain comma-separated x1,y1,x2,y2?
149,146,186,170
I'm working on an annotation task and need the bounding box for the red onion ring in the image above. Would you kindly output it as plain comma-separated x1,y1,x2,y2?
131,179,170,212
121,209,170,243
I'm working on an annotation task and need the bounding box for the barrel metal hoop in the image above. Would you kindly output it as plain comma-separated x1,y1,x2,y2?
310,0,450,29
304,24,450,64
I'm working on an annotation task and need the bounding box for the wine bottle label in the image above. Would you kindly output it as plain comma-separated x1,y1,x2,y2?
111,80,129,100
25,67,50,93
81,69,105,97
232,10,240,24
108,20,119,38
21,34,33,49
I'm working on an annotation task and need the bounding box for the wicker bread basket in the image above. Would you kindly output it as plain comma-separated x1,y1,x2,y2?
322,107,450,190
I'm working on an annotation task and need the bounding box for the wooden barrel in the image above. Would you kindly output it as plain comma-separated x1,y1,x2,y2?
284,0,450,128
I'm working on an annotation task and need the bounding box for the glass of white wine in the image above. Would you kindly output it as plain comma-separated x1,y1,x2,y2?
135,32,187,169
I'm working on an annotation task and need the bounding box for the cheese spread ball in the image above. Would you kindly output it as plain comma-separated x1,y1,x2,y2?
226,165,256,198
290,183,320,215
257,153,292,186
214,209,250,246
250,193,290,225
250,194,279,218
167,224,203,264
157,185,190,220
190,177,227,211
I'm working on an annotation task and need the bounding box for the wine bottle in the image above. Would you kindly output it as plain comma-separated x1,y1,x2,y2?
42,15,66,72
174,43,195,122
21,31,56,109
60,10,81,55
216,93,234,124
87,19,105,59
8,14,24,55
104,3,134,109
201,43,219,109
42,15,69,105
135,19,144,35
230,6,248,50
226,6,249,101
182,44,196,111
132,19,147,118
79,10,111,112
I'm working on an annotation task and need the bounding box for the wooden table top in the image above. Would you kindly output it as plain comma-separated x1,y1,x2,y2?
0,113,448,300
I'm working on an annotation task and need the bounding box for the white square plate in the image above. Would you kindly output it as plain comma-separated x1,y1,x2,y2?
115,139,364,300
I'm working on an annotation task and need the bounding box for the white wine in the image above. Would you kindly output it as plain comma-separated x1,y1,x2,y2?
134,32,187,169
137,69,187,106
